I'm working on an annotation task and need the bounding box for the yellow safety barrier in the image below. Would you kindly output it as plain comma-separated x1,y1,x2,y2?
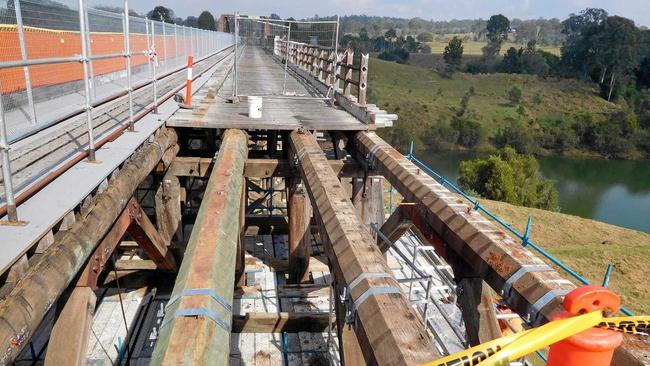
423,312,650,366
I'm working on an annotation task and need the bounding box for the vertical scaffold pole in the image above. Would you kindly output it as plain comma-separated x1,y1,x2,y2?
190,26,194,57
13,0,36,125
78,0,96,162
0,86,20,223
151,19,158,113
123,0,134,131
183,26,187,61
162,19,167,72
174,24,178,68
83,2,96,101
233,12,239,98
282,24,290,95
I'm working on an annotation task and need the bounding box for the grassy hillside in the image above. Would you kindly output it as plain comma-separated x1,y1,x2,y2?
368,57,620,151
479,198,650,314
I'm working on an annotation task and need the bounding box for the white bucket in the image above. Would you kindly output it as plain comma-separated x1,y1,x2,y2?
248,96,263,119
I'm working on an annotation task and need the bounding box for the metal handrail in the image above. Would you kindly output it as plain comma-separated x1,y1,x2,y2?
0,0,236,224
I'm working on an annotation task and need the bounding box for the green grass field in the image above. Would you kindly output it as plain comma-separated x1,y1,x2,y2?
426,34,561,56
368,57,619,150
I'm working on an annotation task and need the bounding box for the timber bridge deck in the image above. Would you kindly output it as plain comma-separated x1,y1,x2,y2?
0,12,647,366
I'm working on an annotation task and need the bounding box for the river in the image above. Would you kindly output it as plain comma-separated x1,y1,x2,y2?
416,150,650,233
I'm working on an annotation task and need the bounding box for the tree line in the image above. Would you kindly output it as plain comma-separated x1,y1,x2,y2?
142,6,217,30
334,15,566,47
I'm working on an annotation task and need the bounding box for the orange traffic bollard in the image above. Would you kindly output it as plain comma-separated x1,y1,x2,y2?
185,55,193,107
547,286,623,366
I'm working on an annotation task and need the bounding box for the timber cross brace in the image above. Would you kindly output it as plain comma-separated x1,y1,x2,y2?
76,198,177,290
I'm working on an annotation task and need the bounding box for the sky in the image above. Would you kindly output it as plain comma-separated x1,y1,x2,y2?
132,0,649,27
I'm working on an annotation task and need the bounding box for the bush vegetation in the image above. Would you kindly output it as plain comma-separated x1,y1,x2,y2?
458,147,559,210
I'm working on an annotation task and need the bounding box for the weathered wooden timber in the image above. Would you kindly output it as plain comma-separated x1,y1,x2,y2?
151,129,248,365
352,131,646,366
0,128,178,364
288,129,439,365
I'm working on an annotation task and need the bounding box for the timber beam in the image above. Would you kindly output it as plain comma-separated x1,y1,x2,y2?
288,129,438,365
44,286,96,366
377,203,415,253
287,178,312,283
169,157,366,178
352,132,650,365
352,131,575,324
152,129,248,365
232,312,332,333
0,128,178,364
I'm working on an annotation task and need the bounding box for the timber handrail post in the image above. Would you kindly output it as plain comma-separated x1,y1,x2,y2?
318,50,325,81
343,49,353,97
358,53,368,106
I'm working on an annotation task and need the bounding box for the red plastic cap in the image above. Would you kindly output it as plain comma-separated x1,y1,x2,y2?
563,285,621,315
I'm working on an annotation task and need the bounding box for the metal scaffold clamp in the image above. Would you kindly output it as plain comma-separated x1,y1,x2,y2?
341,272,402,329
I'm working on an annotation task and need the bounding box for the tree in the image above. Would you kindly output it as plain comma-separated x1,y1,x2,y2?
443,36,464,72
598,16,640,100
450,116,482,147
417,32,433,42
147,6,174,23
501,47,523,73
184,16,198,28
270,13,281,20
491,120,538,154
560,9,641,100
197,11,215,30
560,8,608,77
637,57,650,89
384,28,397,39
507,86,523,105
482,14,510,60
458,147,558,210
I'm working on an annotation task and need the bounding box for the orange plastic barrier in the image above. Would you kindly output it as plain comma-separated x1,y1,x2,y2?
0,27,184,94
547,286,623,366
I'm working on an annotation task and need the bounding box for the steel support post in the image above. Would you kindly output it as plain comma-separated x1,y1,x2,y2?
174,24,178,68
183,26,187,60
282,25,291,95
82,3,96,101
162,20,167,72
13,0,36,125
123,0,134,131
151,19,158,113
233,13,239,97
0,89,20,223
78,0,96,162
190,26,194,56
